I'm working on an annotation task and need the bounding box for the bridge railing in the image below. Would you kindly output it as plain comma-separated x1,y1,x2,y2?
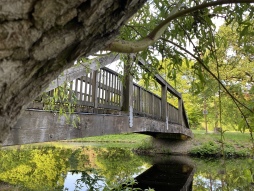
135,58,189,129
42,64,189,129
133,83,162,119
54,67,122,111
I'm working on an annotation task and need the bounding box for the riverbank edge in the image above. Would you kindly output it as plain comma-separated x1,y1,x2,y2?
133,138,253,158
66,131,254,158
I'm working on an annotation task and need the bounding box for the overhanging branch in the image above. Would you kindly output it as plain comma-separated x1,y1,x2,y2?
106,0,254,53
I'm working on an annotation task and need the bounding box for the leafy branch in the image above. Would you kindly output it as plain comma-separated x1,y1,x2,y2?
106,0,254,53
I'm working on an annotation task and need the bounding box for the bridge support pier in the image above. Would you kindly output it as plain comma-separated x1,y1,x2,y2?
150,137,193,155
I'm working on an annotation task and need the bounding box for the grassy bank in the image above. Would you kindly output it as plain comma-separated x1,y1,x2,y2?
189,130,253,157
73,133,149,143
65,133,151,149
69,130,254,157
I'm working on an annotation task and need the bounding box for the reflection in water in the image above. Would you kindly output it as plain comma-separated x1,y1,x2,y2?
64,170,105,191
134,156,194,191
193,158,254,191
0,145,150,191
0,143,253,190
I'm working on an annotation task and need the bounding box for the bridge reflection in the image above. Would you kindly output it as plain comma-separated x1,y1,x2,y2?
134,156,195,191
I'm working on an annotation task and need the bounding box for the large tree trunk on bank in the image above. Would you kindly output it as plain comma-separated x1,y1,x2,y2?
0,0,146,143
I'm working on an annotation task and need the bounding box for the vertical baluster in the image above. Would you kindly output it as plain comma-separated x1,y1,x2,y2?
80,76,84,103
113,74,116,106
115,76,118,106
109,72,112,106
140,88,143,113
161,84,167,121
109,72,112,105
68,81,73,103
84,73,88,102
145,91,148,114
178,97,183,126
108,73,111,106
116,74,119,106
145,90,148,114
118,74,121,107
86,73,89,102
133,86,136,111
116,74,118,106
101,69,104,105
105,71,109,105
92,71,98,108
75,79,79,102
138,87,141,113
102,70,106,105
119,75,122,106
152,94,154,116
88,73,92,103
97,69,101,105
110,73,114,106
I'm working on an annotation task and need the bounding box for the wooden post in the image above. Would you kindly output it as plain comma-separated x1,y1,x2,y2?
121,57,133,112
178,96,183,126
121,55,133,128
161,84,168,129
92,70,98,109
139,87,142,112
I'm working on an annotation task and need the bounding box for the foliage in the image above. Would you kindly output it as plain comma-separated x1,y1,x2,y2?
95,147,150,188
190,141,221,157
137,138,154,150
109,177,155,191
193,158,254,190
42,82,80,128
0,146,83,190
190,130,252,157
67,169,104,191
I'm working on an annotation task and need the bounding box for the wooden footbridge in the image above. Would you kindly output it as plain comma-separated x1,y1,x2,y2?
3,55,192,146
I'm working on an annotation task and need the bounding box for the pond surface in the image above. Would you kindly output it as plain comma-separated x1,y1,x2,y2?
0,142,253,191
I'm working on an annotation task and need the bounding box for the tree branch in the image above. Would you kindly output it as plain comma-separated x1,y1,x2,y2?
106,0,254,53
160,37,253,113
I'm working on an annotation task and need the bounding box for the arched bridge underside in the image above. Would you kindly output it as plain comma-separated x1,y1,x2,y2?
3,57,193,146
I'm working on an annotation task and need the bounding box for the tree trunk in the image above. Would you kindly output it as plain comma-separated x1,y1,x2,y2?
0,0,146,143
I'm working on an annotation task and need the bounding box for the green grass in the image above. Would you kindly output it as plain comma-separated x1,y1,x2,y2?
71,133,149,143
72,130,253,147
65,133,153,149
192,130,252,146
190,130,253,157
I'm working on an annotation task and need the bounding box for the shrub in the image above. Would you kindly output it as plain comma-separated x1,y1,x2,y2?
189,141,220,157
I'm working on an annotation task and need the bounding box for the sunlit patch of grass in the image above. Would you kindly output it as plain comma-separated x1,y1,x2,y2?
192,130,251,145
70,133,150,143
190,130,253,157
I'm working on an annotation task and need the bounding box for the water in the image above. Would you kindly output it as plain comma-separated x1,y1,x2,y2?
0,142,253,191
